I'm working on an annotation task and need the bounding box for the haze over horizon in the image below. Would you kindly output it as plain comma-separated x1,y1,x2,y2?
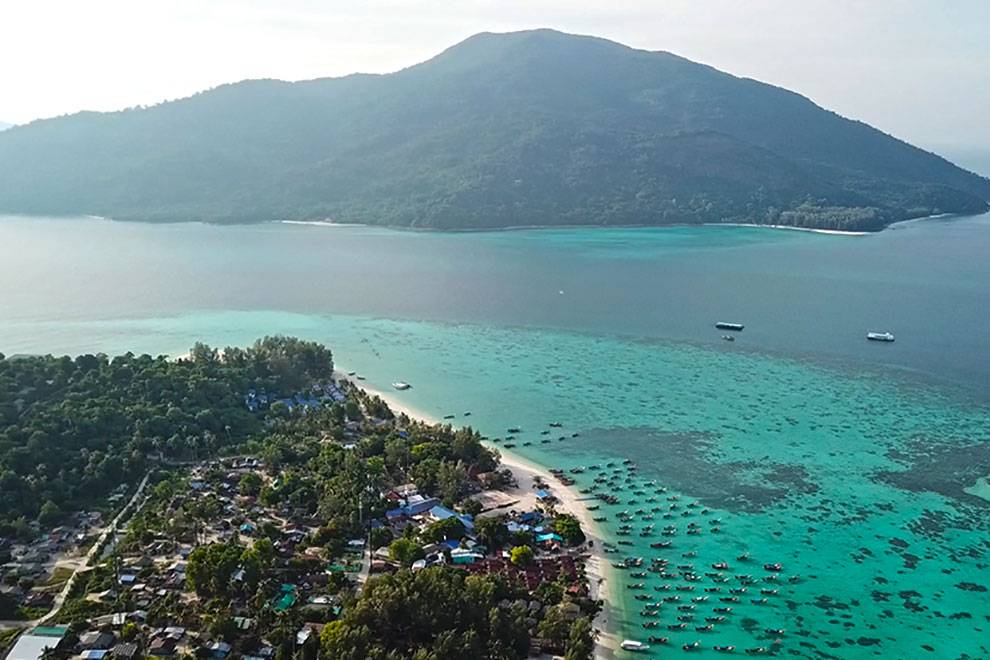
2,0,989,163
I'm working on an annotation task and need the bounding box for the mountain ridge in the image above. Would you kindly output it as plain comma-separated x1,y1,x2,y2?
0,28,987,231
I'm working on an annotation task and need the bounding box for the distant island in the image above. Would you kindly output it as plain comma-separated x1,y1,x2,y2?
0,29,987,232
0,122,12,132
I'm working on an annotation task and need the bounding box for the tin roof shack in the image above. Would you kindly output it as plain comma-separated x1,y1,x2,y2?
7,626,68,660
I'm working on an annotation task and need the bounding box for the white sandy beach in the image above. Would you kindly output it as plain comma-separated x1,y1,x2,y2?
340,371,622,658
281,220,364,228
712,212,959,236
707,222,867,236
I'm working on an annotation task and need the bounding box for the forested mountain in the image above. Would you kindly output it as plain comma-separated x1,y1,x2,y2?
0,29,987,231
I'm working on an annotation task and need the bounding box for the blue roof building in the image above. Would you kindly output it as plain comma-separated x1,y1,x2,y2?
403,495,441,516
428,505,475,532
518,511,543,524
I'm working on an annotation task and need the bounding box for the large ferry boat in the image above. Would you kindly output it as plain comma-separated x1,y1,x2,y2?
866,332,895,342
715,321,744,331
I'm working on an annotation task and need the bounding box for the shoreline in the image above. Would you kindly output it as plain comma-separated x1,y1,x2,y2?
705,222,867,236
4,210,972,237
286,218,877,236
340,371,622,658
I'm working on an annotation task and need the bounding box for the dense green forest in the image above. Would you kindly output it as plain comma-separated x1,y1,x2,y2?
0,336,333,536
0,30,986,232
319,568,592,660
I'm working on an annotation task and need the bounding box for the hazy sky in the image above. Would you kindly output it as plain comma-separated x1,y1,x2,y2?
2,0,988,153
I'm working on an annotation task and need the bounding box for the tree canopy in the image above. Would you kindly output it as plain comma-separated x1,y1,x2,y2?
553,514,585,545
320,568,530,660
0,336,332,533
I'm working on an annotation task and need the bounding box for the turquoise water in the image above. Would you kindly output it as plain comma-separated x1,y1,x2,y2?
1,215,989,657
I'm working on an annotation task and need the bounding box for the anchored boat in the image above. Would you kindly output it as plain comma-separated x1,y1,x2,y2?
867,331,895,342
715,321,744,331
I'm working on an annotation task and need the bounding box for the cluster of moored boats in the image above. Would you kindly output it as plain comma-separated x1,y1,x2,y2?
542,457,793,655
475,414,793,654
622,638,776,654
486,422,580,450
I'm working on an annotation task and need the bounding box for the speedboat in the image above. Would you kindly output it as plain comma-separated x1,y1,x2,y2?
867,331,895,342
715,321,744,331
392,381,411,390
620,640,650,652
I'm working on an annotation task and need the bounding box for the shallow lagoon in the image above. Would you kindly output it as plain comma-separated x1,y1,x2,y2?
1,215,989,657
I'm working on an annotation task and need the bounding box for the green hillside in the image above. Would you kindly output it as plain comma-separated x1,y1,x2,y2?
0,29,987,231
